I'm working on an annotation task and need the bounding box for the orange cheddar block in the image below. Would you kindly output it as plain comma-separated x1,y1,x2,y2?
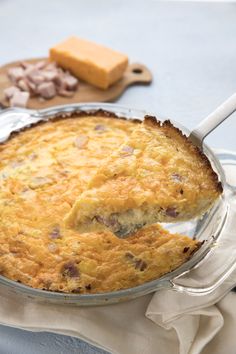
50,37,129,89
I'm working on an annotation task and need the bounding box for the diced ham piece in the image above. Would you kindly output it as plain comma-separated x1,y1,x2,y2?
4,86,20,99
54,73,66,89
28,71,45,85
25,78,37,93
74,135,88,148
42,71,59,81
10,91,30,108
24,65,37,77
17,79,30,92
37,82,56,99
8,67,24,82
63,75,78,90
5,60,79,107
165,207,179,218
55,73,78,91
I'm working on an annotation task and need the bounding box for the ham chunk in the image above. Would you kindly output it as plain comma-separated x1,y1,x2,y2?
37,82,56,99
4,86,20,99
26,79,37,93
27,71,45,85
10,91,30,108
8,67,24,82
5,60,79,107
64,75,78,90
17,79,30,92
42,71,58,81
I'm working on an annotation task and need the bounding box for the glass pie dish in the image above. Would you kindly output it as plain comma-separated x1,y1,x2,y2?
0,103,235,306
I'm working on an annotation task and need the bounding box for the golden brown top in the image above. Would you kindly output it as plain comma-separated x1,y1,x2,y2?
65,116,222,236
0,114,200,293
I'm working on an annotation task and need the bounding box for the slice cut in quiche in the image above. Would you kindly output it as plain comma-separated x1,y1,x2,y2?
65,116,222,236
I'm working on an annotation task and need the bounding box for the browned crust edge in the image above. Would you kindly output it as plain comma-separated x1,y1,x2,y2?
188,240,204,258
144,115,223,194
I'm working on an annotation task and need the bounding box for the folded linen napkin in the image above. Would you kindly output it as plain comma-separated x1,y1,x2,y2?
0,149,236,354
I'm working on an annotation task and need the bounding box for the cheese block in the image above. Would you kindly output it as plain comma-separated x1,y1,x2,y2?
50,36,129,89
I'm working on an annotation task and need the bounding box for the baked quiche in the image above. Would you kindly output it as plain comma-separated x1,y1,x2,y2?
65,116,222,236
0,112,203,294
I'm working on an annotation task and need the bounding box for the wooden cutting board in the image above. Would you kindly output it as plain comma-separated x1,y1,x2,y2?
0,58,152,109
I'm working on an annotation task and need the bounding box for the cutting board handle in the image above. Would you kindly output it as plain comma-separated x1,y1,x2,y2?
124,63,152,86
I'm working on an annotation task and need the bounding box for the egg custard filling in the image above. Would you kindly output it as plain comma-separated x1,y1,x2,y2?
0,112,212,294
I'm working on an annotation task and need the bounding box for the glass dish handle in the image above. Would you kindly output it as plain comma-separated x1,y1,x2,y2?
215,150,236,192
170,256,236,296
170,150,236,296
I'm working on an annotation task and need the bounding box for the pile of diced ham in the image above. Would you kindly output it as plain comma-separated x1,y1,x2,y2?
4,60,79,108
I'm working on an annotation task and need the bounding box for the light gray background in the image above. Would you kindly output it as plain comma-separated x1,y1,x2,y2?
0,0,236,353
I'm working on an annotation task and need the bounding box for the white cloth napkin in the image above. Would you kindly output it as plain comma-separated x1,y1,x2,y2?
0,150,236,354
